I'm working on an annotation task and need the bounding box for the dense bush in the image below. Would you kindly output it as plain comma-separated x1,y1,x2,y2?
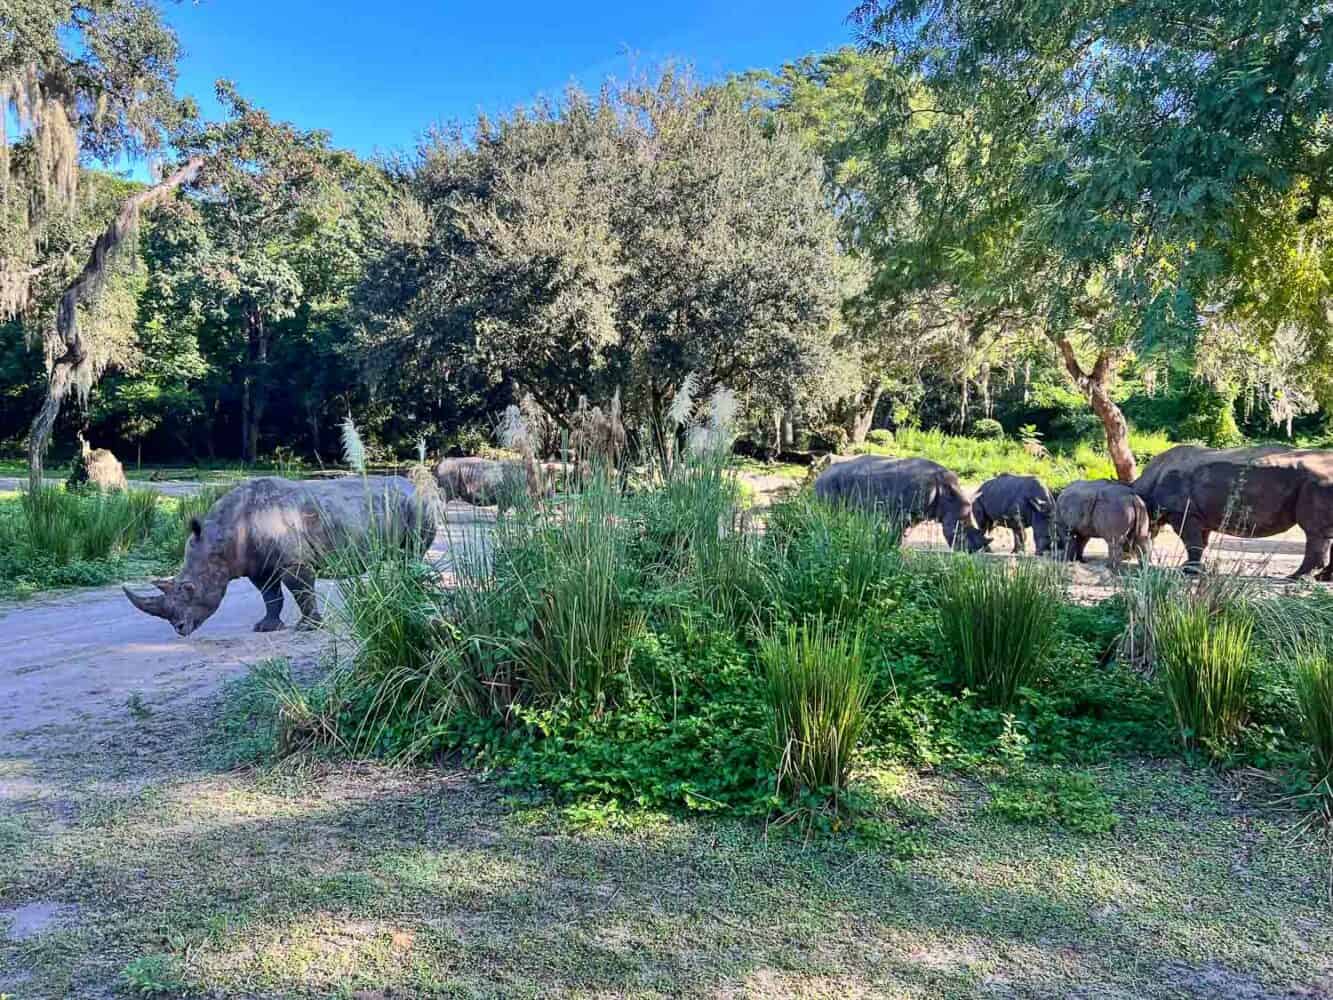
971,417,1005,440
1293,647,1333,804
865,428,893,447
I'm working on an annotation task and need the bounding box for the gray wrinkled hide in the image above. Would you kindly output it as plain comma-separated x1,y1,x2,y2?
813,455,988,551
1054,479,1151,571
124,476,436,636
434,457,537,508
1132,444,1333,577
973,474,1055,554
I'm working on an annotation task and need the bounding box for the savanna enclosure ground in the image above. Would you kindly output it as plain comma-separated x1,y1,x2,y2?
3,464,1333,998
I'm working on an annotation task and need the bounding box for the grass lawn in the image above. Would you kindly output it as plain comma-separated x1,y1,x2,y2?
1,674,1328,999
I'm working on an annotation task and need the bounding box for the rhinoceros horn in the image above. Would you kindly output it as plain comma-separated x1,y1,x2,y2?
123,583,170,618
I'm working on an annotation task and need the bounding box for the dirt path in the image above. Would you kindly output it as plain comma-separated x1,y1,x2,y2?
0,503,493,744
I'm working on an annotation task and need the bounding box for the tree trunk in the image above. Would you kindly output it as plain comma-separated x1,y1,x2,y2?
844,380,884,445
1056,338,1136,483
240,311,269,464
27,157,204,491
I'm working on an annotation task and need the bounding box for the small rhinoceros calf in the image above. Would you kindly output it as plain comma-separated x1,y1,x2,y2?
813,454,989,551
124,476,436,637
973,474,1055,555
1054,479,1151,571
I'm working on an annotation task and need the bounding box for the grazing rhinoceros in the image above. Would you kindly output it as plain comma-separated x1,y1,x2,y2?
813,455,989,551
123,476,436,636
434,456,542,508
972,474,1055,554
1054,479,1151,571
1132,444,1333,578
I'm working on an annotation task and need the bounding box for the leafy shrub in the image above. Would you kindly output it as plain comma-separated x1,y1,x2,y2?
761,618,871,807
1155,600,1254,754
936,558,1063,708
865,428,893,447
810,424,850,454
971,417,1005,440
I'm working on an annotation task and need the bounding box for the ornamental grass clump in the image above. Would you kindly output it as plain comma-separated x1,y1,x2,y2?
761,619,871,807
1154,599,1254,755
1292,646,1333,824
937,557,1063,708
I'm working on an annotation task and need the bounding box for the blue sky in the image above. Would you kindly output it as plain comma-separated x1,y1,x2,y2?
164,0,856,160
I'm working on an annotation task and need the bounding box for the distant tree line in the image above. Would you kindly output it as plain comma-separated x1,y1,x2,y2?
3,1,1332,478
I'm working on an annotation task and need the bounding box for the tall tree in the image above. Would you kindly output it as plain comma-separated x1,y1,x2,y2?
174,82,348,463
359,71,844,458
2,0,195,487
851,0,1333,480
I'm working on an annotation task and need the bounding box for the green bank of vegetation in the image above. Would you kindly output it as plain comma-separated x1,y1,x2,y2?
0,485,225,600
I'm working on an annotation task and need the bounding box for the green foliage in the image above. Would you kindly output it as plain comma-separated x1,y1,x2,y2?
865,428,893,447
1156,600,1255,755
936,559,1064,709
970,417,1004,440
767,494,901,623
761,619,871,807
1292,647,1333,806
987,768,1118,834
120,953,185,997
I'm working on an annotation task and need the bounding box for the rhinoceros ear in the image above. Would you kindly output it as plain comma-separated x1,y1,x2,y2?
189,517,203,540
124,585,169,618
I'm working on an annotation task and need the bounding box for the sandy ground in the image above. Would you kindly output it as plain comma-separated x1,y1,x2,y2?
0,502,493,744
0,474,1319,746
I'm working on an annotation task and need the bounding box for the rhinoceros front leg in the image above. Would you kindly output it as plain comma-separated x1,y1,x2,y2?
1172,512,1208,574
1293,534,1332,580
251,575,287,632
1006,516,1026,554
285,566,322,630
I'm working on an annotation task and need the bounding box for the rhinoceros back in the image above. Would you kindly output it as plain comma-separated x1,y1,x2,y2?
207,476,435,578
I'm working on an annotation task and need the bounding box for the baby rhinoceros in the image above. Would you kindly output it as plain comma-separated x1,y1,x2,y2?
124,476,437,637
1054,479,1151,571
972,474,1055,555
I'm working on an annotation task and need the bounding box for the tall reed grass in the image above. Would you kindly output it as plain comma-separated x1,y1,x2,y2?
1155,599,1254,754
761,618,871,805
19,485,160,564
937,558,1063,707
1292,647,1333,818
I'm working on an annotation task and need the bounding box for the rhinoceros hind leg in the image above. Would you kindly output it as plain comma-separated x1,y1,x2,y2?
286,566,322,629
1292,535,1332,580
252,576,287,632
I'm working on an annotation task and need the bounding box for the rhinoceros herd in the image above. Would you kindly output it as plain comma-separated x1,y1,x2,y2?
813,444,1333,579
123,444,1333,637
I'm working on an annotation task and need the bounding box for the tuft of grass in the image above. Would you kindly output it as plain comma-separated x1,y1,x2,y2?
936,558,1063,708
761,618,871,808
1293,646,1333,823
768,494,902,624
121,953,185,996
987,768,1118,834
1155,599,1255,755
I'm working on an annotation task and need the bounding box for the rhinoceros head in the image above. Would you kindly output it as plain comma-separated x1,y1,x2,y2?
1029,495,1053,555
123,518,228,636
